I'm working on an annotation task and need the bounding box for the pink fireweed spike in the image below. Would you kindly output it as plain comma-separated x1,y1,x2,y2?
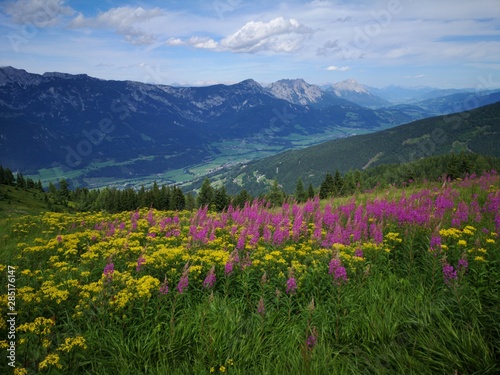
203,266,217,289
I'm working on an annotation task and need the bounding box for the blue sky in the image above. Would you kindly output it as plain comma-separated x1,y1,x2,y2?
1,0,499,88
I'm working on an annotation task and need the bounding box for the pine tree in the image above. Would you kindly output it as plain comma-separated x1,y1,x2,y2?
15,172,26,189
333,169,344,196
319,173,334,199
307,183,315,199
185,193,196,211
267,180,284,207
294,178,307,203
214,186,230,211
197,177,214,208
171,186,186,210
3,168,14,186
233,189,252,208
58,179,70,200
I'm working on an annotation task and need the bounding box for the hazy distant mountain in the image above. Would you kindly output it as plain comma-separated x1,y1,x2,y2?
324,79,390,108
266,79,350,108
369,85,437,104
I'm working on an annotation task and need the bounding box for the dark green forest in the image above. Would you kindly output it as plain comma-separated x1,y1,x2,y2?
2,151,499,214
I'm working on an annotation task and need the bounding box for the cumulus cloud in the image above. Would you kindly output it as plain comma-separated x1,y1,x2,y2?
326,65,350,71
165,17,316,54
219,17,316,53
70,6,163,45
4,0,74,27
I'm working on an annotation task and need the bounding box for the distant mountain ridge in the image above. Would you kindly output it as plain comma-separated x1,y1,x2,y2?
1,66,499,189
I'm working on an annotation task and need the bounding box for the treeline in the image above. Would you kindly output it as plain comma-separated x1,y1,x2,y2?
2,152,500,214
0,165,44,191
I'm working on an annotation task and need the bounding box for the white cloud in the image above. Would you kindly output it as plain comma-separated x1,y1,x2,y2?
4,0,74,27
70,6,164,45
326,65,350,71
165,37,184,46
219,17,316,53
187,36,218,49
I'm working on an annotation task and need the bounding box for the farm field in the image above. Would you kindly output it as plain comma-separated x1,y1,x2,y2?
1,172,499,374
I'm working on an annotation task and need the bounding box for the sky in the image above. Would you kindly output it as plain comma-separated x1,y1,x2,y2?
0,0,500,88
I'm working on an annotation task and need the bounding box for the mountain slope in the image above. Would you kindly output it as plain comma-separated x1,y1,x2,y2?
211,101,500,194
266,79,350,108
0,67,425,188
325,79,390,108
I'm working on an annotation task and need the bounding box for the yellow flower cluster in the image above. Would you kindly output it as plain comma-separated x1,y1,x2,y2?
57,336,87,352
38,353,62,370
18,317,55,335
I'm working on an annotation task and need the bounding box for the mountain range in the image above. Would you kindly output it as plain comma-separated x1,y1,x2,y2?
1,66,499,190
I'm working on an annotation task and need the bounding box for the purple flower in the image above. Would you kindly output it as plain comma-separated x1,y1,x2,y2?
443,263,457,285
103,262,114,280
306,327,318,350
136,255,146,272
457,258,468,272
354,248,364,258
329,258,348,285
159,279,169,295
56,235,63,243
203,266,217,289
286,277,297,295
334,266,348,284
176,275,189,294
328,258,341,275
224,261,234,275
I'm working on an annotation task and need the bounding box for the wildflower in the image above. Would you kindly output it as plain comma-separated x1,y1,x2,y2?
306,326,318,350
159,277,169,295
354,248,364,258
329,257,348,285
286,277,297,294
219,365,226,373
103,262,114,280
177,264,190,294
176,274,189,294
224,261,233,275
39,353,62,370
457,239,467,247
443,263,457,285
136,255,146,272
429,235,441,255
257,296,266,317
210,368,215,373
457,258,468,272
203,266,217,289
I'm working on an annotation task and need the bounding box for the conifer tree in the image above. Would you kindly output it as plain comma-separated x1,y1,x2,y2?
214,186,230,211
267,180,284,206
197,177,214,208
307,183,315,199
294,177,307,203
185,192,196,211
319,173,334,199
333,169,344,196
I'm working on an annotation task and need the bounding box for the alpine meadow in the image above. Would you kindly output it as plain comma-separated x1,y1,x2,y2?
2,0,500,374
